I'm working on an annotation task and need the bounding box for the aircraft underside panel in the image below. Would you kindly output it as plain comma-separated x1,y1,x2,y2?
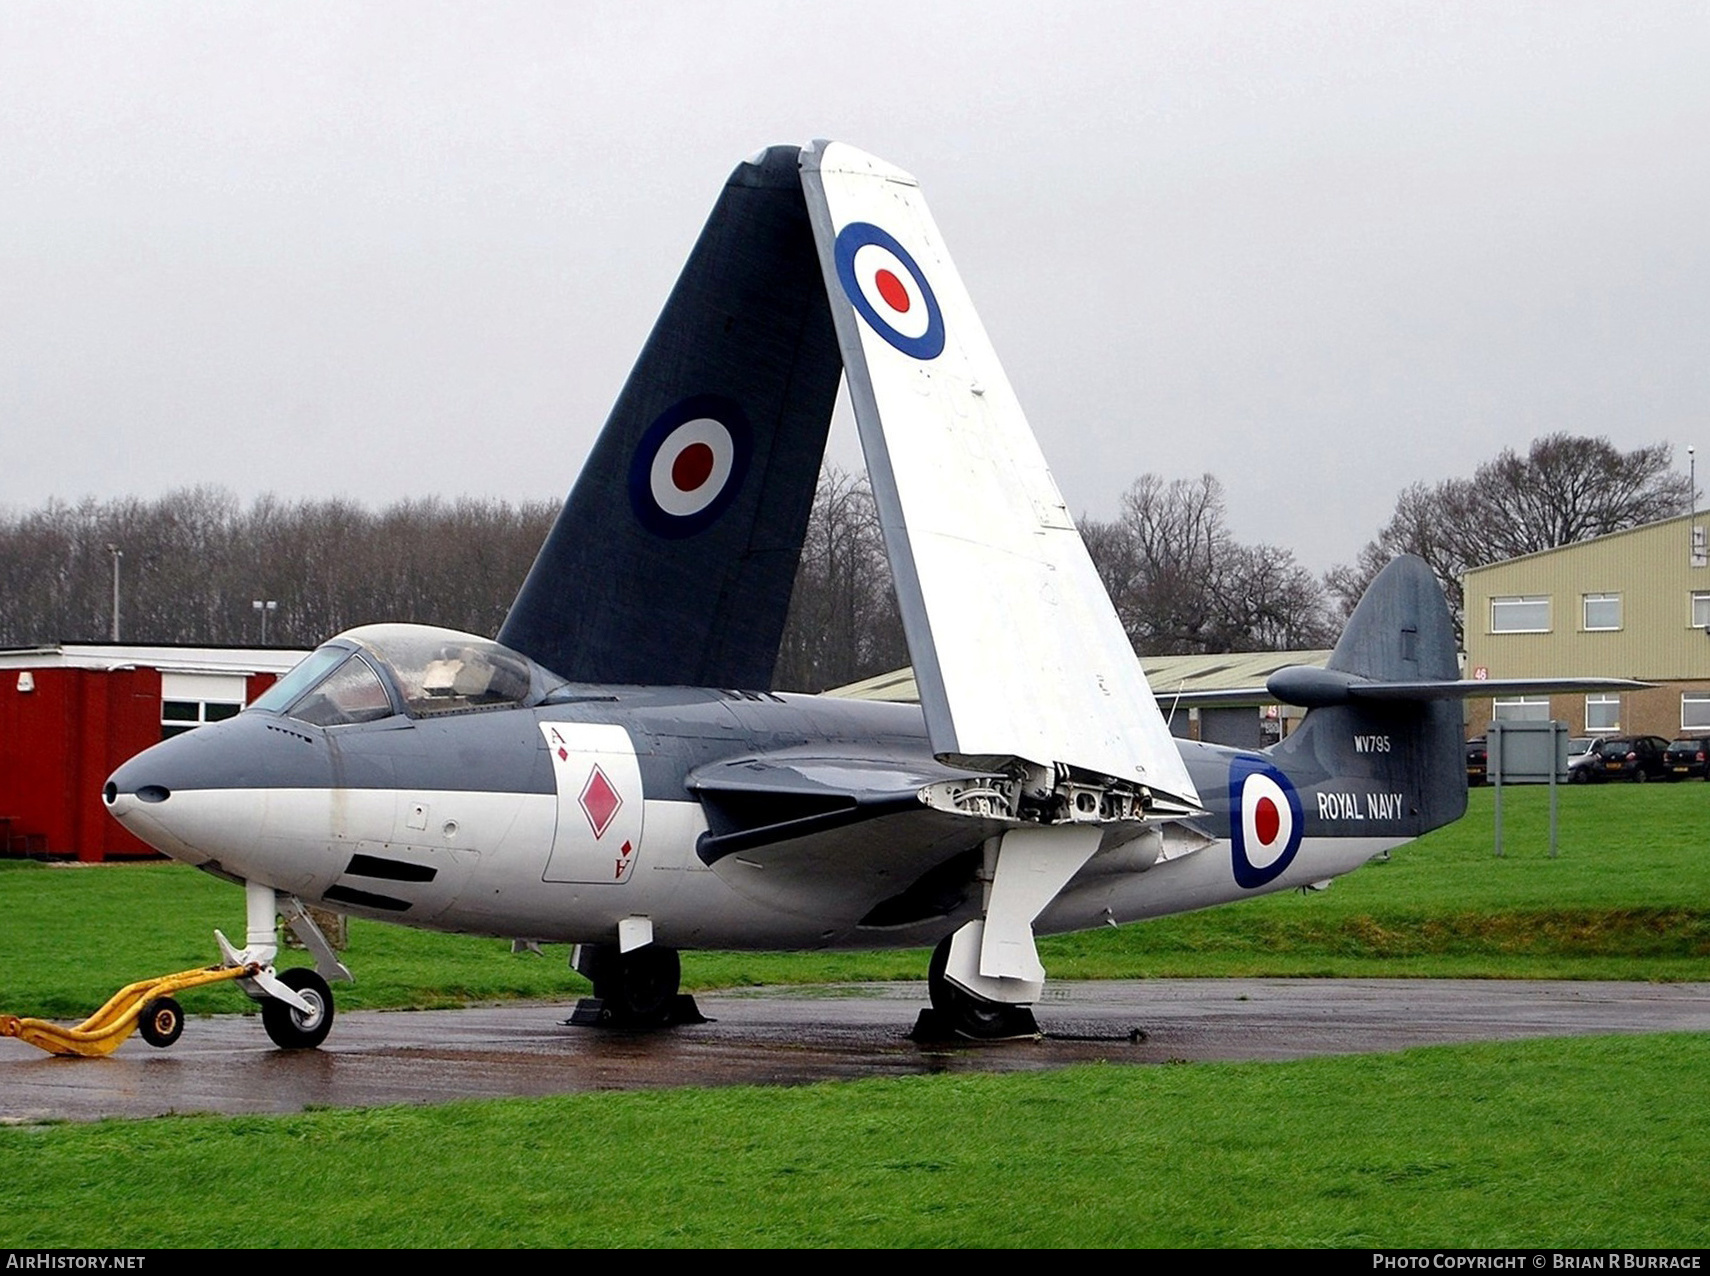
703,802,1004,927
1037,835,1405,936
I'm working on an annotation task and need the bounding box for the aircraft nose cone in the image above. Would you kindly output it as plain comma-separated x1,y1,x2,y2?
104,714,314,866
105,734,209,864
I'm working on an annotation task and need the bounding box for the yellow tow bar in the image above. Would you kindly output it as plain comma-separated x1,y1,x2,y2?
0,964,258,1058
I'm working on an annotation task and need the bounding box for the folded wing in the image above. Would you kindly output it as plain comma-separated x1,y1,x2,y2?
799,141,1198,813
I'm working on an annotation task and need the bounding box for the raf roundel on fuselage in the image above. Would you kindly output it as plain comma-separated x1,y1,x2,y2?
1228,756,1303,889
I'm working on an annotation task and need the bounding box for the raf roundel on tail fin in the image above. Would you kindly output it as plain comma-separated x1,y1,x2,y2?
628,394,752,538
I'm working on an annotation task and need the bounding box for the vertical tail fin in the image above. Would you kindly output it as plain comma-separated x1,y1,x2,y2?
1273,555,1467,834
499,146,842,688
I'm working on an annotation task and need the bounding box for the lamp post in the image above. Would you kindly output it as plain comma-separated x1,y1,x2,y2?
107,545,122,642
252,599,277,645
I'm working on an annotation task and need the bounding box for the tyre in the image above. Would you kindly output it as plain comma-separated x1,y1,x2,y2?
261,968,334,1050
576,944,681,1027
138,996,184,1048
927,934,1037,1040
1633,768,1647,784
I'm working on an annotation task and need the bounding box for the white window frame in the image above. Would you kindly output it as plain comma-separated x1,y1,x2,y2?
1692,592,1710,630
1490,596,1551,634
1582,593,1621,632
161,698,242,739
160,672,247,740
1585,694,1620,732
1493,696,1551,722
1684,693,1710,732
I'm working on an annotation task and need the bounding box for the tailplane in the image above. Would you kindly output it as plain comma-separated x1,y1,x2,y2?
1271,555,1467,835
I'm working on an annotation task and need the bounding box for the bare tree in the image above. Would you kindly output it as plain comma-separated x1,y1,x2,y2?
773,467,907,692
0,490,557,648
1084,474,1337,654
1329,434,1692,638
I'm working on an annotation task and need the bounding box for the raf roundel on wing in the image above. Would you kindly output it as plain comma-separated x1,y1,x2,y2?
833,222,946,361
628,394,752,538
1228,756,1304,889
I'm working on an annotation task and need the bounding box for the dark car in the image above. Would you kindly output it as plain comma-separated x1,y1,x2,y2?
1585,736,1671,783
1664,736,1710,780
1466,736,1487,786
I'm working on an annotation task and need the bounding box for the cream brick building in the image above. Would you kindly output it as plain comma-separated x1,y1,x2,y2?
1462,509,1710,740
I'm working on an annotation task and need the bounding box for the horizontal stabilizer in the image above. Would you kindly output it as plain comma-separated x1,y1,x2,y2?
1303,672,1651,706
1166,669,1652,710
799,141,1198,812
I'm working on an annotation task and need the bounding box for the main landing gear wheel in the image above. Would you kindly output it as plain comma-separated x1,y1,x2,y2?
573,944,702,1029
923,935,1041,1042
138,996,184,1049
261,967,335,1050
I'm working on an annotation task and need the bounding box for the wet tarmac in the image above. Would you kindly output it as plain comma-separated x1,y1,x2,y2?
4,978,1708,1123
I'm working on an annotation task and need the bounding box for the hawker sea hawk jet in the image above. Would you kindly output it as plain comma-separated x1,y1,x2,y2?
103,143,1621,1045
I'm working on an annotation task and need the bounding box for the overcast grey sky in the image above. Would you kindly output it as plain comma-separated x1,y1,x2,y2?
3,1,1706,569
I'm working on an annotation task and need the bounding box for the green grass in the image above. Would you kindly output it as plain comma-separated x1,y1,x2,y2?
4,784,1708,1249
2,783,1707,1021
2,1033,1706,1247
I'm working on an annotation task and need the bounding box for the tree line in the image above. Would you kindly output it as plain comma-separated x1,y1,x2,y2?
0,434,1689,690
0,488,558,650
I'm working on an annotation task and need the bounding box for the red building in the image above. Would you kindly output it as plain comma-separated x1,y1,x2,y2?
0,644,307,862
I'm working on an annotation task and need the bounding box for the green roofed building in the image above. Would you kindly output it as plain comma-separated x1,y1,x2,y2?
830,649,1333,751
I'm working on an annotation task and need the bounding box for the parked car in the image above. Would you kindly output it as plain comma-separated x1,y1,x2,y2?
1466,736,1487,786
1566,736,1604,783
1664,736,1710,780
1582,735,1671,783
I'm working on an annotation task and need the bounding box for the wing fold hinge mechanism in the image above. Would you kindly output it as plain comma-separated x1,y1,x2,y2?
920,759,1202,827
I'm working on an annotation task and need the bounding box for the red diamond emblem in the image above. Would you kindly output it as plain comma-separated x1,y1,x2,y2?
579,765,622,839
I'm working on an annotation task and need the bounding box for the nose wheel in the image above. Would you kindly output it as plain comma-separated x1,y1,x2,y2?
260,968,335,1049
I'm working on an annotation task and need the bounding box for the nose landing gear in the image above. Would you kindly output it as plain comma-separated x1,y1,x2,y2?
217,881,352,1051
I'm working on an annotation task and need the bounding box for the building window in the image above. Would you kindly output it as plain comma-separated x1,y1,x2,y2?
161,699,241,740
1491,596,1550,633
1493,696,1551,722
1582,593,1621,631
1685,694,1710,732
1693,592,1710,629
159,672,248,740
1585,695,1620,732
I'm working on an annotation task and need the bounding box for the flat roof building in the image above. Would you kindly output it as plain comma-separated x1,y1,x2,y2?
0,644,308,861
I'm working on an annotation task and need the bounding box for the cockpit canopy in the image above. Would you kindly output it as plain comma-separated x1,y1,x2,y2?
249,625,563,727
